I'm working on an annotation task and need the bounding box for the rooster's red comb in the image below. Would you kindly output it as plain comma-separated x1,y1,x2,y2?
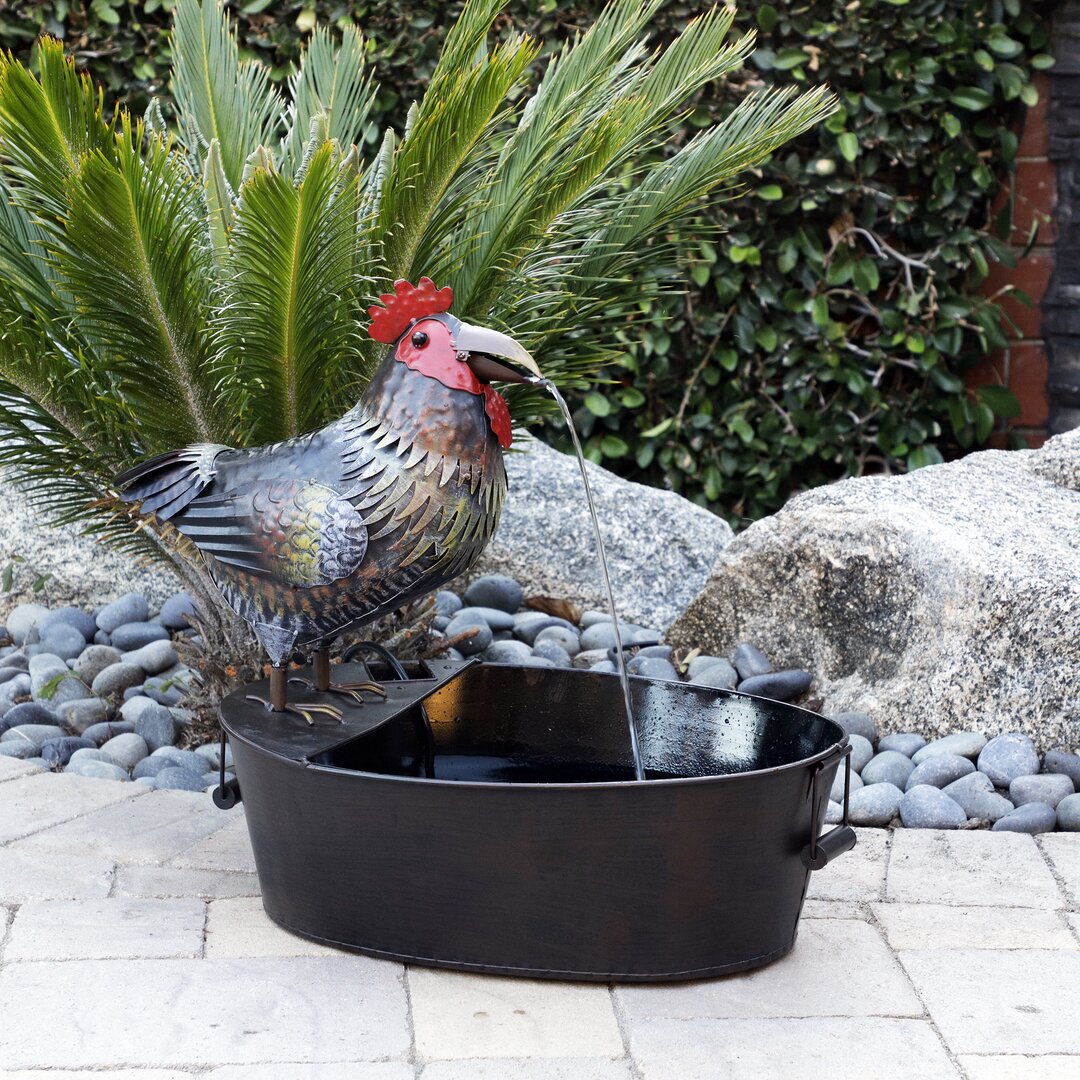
367,277,454,344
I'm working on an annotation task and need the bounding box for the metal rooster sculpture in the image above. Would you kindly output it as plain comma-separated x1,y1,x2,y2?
116,279,540,722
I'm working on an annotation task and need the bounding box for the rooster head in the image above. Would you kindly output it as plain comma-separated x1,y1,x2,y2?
367,278,540,449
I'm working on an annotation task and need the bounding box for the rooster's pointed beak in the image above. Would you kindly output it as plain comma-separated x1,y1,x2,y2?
455,322,541,384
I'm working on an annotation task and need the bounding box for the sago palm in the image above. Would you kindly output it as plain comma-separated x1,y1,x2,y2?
0,0,833,671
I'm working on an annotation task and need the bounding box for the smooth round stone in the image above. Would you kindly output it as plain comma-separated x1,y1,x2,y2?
150,746,213,773
111,622,170,652
443,647,465,662
78,721,134,746
878,732,927,758
627,627,663,646
533,625,580,656
452,606,516,632
830,767,863,803
631,657,679,682
482,639,534,665
40,607,98,641
91,662,145,696
69,747,103,765
992,802,1057,834
119,696,160,724
861,751,915,789
2,701,56,727
825,800,844,825
67,758,130,782
463,575,523,614
904,754,974,792
132,754,176,780
848,733,874,774
0,673,31,710
686,654,726,679
434,590,462,618
1057,793,1080,831
514,614,570,647
941,771,1014,823
28,654,88,706
571,648,610,670
732,643,772,680
6,603,49,646
737,670,812,702
1043,749,1080,789
900,785,967,829
912,732,988,765
847,782,903,827
41,736,95,767
443,616,492,656
0,740,36,759
636,645,673,660
1,723,66,749
829,712,878,745
519,656,557,669
1010,773,1075,809
0,652,29,671
72,645,123,685
121,640,179,676
432,615,450,632
134,776,158,788
143,679,184,707
134,703,178,752
532,640,573,668
194,742,232,770
0,667,21,687
99,732,149,771
579,622,620,651
96,593,149,634
40,623,88,661
689,660,738,691
977,733,1040,788
579,610,613,628
159,592,197,630
591,660,617,673
93,630,112,646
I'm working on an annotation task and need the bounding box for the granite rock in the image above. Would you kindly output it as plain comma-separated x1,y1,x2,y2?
667,430,1080,744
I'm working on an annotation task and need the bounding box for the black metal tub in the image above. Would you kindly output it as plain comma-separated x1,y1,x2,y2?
217,658,854,982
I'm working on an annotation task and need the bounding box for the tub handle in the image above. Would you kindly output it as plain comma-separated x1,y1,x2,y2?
213,729,241,810
801,746,856,870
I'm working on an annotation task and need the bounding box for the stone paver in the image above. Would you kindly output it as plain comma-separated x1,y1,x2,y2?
872,902,1078,950
113,864,261,899
0,957,409,1069
419,1061,635,1079
1040,833,1080,907
408,968,623,1061
957,1056,1080,1080
886,830,1063,907
799,899,868,919
206,896,337,957
205,1066,413,1080
0,757,44,783
899,949,1080,1054
805,827,888,901
169,813,257,873
616,919,920,1022
0,772,143,844
1,1072,191,1079
5,898,205,961
0,846,113,903
627,1017,960,1080
11,789,228,865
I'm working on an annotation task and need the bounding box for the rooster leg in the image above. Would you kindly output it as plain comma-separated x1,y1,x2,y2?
288,647,388,707
244,662,345,725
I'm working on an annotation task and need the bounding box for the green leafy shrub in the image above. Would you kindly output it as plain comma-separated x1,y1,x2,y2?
1,1,1051,524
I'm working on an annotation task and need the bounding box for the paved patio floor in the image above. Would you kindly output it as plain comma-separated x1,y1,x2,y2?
1,755,1078,1079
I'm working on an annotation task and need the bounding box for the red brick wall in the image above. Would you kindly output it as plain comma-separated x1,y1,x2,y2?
967,73,1055,448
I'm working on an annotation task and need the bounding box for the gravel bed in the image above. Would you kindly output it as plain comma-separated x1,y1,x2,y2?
3,576,1077,833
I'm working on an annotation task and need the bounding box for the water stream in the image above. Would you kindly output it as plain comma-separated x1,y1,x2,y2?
530,377,646,782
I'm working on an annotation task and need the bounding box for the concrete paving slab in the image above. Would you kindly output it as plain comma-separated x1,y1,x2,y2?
0,846,113,903
5,898,205,961
113,864,260,899
0,957,409,1069
0,757,45,783
206,897,337,957
899,948,1080,1054
1,1071,191,1079
205,1066,413,1080
0,772,143,844
616,919,921,1022
626,1017,960,1080
800,899,868,919
805,827,888,901
420,1060,635,1079
957,1056,1080,1080
408,968,623,1061
169,813,256,873
1040,834,1080,907
872,903,1078,950
12,789,227,865
887,830,1063,908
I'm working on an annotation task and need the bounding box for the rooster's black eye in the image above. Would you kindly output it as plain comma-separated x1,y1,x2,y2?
411,331,429,348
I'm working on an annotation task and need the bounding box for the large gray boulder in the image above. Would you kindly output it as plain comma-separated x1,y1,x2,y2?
668,430,1080,747
0,476,179,610
463,434,733,629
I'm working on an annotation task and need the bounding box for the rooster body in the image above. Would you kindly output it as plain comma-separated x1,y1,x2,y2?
117,280,536,680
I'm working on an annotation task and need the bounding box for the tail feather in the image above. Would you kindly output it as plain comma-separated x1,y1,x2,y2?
115,444,226,522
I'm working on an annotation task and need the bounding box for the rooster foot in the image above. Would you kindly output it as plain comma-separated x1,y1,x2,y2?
244,694,344,725
288,675,388,707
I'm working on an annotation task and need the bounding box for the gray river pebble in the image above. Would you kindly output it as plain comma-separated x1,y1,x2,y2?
878,732,927,757
132,755,176,780
686,654,725,679
99,732,149,771
453,606,516,632
111,622,170,652
830,767,863,803
992,802,1057,834
941,772,1015,823
579,622,620,651
1,724,66,749
0,740,36,759
91,662,146,696
463,575,524,614
1057,793,1080,831
579,610,612,628
977,733,1041,788
861,751,915,789
1009,773,1076,809
736,669,812,702
912,732,987,764
134,704,178,752
158,592,197,630
81,721,134,746
532,640,573,668
2,701,56,726
1043,749,1080,788
6,603,48,645
904,754,974,791
150,746,214,773
39,607,97,641
830,712,879,745
632,657,680,682
121,640,179,676
28,654,88,706
732,643,772,680
69,747,103,765
483,639,534,665
899,785,967,829
534,625,581,655
442,616,492,656
434,590,462,618
847,783,903,827
40,623,88,661
0,673,30,710
73,645,122,685
57,698,111,732
688,661,738,691
41,736,95,767
848,733,875,774
67,758,130,782
96,593,149,634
